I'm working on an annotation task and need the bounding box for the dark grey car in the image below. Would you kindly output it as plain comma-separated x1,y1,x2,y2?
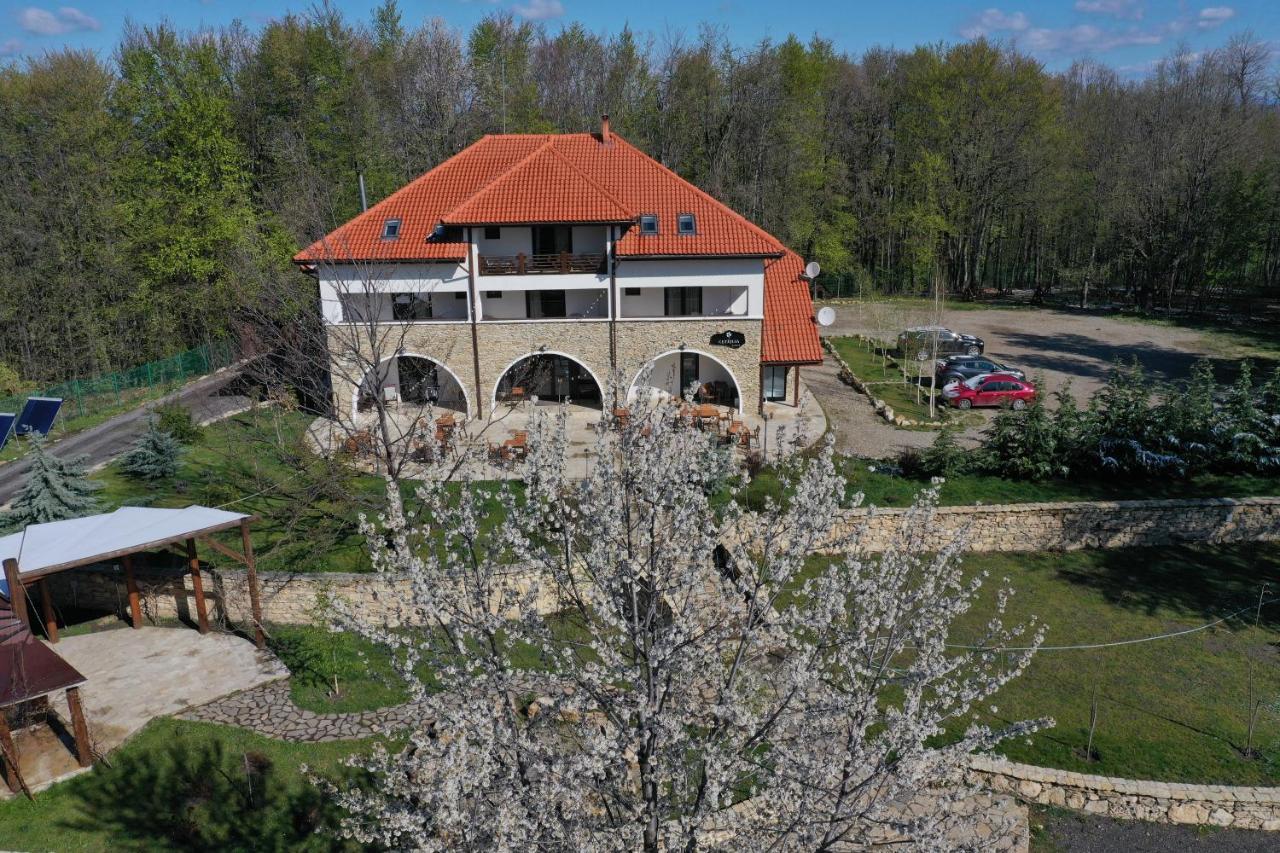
935,354,1025,385
897,326,985,360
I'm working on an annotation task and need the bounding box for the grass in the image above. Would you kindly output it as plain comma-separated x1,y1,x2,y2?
948,543,1280,784
0,718,376,852
268,624,413,714
87,409,516,574
826,336,976,428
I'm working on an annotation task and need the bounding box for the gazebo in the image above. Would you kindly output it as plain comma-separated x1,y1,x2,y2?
0,506,264,647
0,506,266,796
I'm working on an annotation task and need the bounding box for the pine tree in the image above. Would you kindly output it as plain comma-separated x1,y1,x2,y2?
121,422,182,481
3,436,101,530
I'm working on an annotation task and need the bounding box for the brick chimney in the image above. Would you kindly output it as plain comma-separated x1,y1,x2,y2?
600,114,611,144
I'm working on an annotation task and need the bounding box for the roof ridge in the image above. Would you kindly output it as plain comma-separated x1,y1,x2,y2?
542,142,634,219
610,133,785,255
440,137,557,222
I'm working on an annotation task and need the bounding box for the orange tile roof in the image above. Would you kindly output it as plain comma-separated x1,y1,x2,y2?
295,131,821,364
442,142,633,225
762,252,823,365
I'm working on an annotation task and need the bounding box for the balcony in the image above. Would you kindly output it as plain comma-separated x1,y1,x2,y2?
479,252,606,276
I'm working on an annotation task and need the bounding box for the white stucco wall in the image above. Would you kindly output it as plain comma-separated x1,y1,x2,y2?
319,263,468,324
616,258,763,317
619,286,747,318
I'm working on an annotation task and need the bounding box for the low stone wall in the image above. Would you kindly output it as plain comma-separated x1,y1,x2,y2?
828,496,1280,553
821,336,945,429
967,755,1280,830
46,562,557,631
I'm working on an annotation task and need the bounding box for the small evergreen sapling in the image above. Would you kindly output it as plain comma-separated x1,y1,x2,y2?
3,436,101,530
121,422,183,480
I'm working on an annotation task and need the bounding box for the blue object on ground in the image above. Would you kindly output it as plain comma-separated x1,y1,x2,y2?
0,413,13,451
15,397,62,436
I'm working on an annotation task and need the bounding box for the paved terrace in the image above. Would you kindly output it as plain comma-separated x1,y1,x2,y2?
309,384,828,481
1,627,286,796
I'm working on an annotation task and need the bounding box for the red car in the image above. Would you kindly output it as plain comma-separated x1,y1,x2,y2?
942,373,1037,410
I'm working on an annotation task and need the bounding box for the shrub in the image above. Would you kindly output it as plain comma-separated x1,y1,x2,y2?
916,424,969,479
121,422,183,480
155,402,201,444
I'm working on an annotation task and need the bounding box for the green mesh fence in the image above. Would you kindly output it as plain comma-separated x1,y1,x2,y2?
0,340,237,425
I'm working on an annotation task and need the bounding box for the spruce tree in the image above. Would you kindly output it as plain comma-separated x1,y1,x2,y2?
121,422,182,481
3,436,101,530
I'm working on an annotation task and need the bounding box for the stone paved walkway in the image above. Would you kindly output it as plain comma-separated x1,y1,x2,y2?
178,680,428,742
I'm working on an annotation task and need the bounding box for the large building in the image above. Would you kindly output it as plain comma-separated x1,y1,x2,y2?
294,117,823,421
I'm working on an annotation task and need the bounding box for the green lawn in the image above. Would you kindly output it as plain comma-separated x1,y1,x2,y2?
87,409,516,574
0,718,375,852
827,336,968,427
954,543,1280,784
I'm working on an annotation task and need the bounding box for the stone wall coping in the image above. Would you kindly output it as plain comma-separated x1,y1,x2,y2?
969,754,1280,804
843,496,1280,516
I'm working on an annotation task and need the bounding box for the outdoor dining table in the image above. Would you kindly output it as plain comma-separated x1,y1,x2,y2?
503,430,529,460
692,404,725,432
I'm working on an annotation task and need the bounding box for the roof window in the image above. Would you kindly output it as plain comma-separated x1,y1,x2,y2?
639,214,659,235
382,218,402,240
677,213,696,235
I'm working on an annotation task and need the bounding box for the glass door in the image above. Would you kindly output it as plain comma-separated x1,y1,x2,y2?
763,365,788,401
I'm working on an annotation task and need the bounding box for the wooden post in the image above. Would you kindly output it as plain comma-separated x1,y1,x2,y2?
39,579,57,643
0,712,28,797
185,538,210,634
65,686,93,768
2,559,28,631
121,553,142,629
793,366,801,407
517,252,527,275
240,520,265,649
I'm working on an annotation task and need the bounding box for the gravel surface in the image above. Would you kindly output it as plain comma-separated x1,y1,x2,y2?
818,301,1221,400
1033,807,1280,853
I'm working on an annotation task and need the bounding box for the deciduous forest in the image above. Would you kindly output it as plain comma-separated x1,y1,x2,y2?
1,1,1277,383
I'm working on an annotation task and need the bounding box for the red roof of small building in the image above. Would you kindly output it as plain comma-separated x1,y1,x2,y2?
295,131,821,364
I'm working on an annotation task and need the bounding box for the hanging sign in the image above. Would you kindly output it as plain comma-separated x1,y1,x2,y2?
709,330,746,349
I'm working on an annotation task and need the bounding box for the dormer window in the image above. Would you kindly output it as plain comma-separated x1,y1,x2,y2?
639,214,659,235
431,223,464,242
677,214,696,235
382,219,402,240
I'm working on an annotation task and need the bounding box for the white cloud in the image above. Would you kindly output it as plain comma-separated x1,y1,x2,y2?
17,6,100,36
1196,6,1235,29
960,8,1030,39
0,38,23,56
960,5,1242,56
1074,0,1144,20
511,0,564,20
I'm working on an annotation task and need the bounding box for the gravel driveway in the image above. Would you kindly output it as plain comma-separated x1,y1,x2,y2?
818,301,1222,400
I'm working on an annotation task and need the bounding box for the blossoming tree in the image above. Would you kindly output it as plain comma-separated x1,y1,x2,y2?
323,393,1046,851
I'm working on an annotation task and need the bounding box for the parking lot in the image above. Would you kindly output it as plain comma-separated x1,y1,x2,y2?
810,301,1248,459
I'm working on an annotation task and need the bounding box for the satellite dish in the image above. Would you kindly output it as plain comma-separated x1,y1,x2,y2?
804,261,821,279
816,306,836,327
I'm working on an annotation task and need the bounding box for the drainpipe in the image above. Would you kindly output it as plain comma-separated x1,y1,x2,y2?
608,225,618,407
466,228,484,418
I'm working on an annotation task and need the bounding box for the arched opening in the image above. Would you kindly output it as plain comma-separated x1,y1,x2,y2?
629,349,743,412
356,354,469,417
495,352,603,409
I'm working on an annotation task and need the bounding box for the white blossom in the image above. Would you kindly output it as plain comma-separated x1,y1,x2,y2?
320,385,1048,851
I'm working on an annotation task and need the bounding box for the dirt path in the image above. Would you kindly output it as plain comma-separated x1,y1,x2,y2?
0,369,250,505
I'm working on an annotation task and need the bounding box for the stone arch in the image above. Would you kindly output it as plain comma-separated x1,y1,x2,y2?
628,348,745,413
493,350,605,409
355,353,471,419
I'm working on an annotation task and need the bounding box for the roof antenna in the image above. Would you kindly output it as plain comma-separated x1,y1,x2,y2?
358,173,369,212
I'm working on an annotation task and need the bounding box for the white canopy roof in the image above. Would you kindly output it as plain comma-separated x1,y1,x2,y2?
0,506,249,597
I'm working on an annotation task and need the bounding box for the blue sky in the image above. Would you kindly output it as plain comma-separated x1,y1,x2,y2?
3,0,1278,75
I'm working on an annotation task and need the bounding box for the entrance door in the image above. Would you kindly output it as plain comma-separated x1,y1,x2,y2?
763,365,788,401
680,353,700,396
533,225,573,256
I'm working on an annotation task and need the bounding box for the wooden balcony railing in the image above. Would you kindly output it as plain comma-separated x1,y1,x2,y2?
479,252,606,276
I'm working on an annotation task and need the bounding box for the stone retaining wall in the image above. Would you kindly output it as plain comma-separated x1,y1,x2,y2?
967,755,1280,830
828,496,1280,553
